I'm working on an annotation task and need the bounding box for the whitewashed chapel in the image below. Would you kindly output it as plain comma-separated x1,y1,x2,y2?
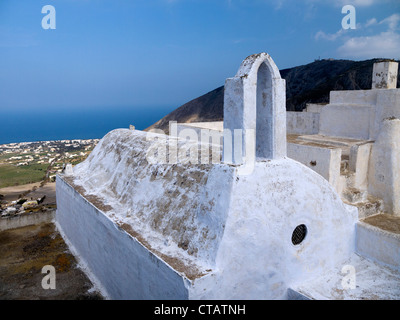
56,53,400,300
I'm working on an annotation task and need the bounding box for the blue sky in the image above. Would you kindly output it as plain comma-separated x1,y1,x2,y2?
0,0,399,112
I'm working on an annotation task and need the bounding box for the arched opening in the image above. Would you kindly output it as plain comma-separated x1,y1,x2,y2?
256,62,273,159
223,53,286,165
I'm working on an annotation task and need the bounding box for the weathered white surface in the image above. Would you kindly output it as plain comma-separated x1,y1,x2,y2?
287,143,342,193
356,221,400,271
69,129,233,272
290,253,400,300
372,61,398,89
286,112,319,135
368,118,400,215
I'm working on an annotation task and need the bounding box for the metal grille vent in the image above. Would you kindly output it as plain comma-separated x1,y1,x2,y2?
292,224,307,245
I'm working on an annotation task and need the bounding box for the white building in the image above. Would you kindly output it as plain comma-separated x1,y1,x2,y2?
56,53,400,300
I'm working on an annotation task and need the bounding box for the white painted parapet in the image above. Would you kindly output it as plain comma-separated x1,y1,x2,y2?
287,143,342,193
305,103,326,113
349,142,373,191
319,103,375,140
329,90,378,105
286,112,319,135
373,89,400,139
356,221,400,271
368,118,400,216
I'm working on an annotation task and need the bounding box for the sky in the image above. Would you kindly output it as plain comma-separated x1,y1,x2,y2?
0,0,399,112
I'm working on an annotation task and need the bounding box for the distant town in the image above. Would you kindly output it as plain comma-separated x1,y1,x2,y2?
0,139,99,188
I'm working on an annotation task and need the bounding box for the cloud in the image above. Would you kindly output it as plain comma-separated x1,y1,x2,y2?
316,0,386,7
273,0,286,10
315,13,400,59
380,13,400,31
315,29,344,41
335,0,376,6
338,14,400,59
365,18,378,28
337,31,400,59
351,14,399,30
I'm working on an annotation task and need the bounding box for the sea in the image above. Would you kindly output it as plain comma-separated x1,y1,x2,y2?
0,106,175,145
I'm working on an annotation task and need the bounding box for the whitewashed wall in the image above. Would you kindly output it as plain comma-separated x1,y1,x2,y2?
56,176,190,300
286,112,320,135
287,143,342,193
368,118,400,215
319,104,374,140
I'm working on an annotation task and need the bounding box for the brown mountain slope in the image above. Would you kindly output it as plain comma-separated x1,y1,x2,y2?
146,86,224,135
146,58,400,134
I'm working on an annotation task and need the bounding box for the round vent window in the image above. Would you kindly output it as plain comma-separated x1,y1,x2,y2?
292,224,307,245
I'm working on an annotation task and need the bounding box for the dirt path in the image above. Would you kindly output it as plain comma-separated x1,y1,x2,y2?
0,222,103,300
0,181,56,206
0,182,43,202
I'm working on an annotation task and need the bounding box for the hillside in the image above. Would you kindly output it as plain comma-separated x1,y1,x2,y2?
146,58,400,134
